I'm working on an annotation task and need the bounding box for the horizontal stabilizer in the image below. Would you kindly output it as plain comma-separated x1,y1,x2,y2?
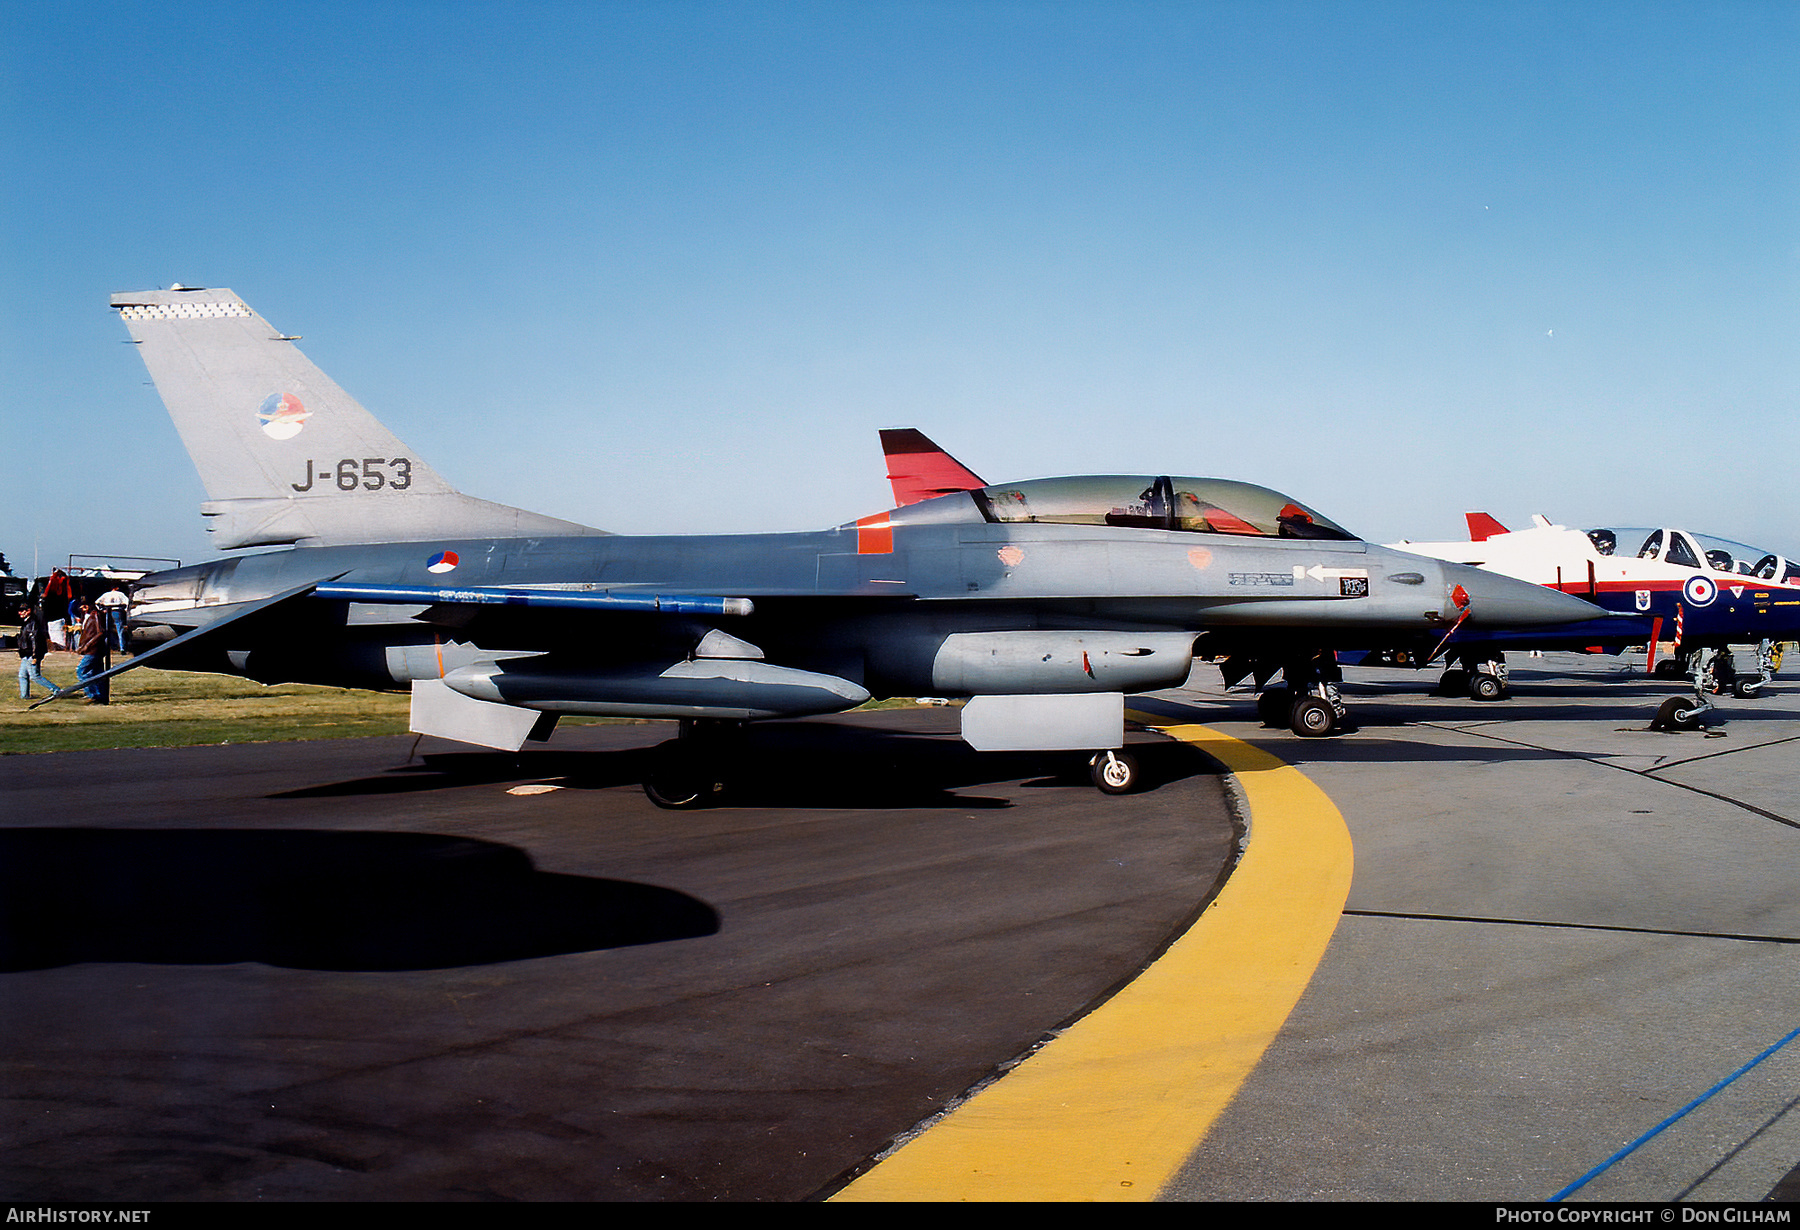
112,287,599,549
879,428,987,506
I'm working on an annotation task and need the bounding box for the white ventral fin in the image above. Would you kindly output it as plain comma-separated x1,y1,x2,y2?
409,678,557,752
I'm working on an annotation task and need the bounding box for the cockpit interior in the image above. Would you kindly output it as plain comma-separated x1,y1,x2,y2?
965,476,1357,540
1587,527,1798,582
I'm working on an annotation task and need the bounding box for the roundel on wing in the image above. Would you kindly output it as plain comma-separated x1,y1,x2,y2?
427,551,460,574
1682,575,1718,606
257,392,310,440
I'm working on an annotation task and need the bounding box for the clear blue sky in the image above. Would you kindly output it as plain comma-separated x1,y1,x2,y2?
3,0,1795,575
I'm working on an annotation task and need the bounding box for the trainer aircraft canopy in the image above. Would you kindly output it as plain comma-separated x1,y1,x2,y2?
1586,527,1800,583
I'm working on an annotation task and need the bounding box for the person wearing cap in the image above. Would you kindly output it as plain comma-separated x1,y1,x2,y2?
75,597,109,704
15,604,61,700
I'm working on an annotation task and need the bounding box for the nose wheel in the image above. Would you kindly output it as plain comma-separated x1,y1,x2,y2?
1650,696,1705,731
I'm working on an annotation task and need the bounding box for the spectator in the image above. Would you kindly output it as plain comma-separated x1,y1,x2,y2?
15,604,60,700
96,585,130,653
75,597,108,704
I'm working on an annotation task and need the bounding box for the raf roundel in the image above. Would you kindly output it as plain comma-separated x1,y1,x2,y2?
257,392,310,440
1682,574,1718,606
426,551,459,575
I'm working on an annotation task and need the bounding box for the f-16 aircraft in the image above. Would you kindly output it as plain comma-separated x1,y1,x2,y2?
66,287,1601,804
1386,514,1800,724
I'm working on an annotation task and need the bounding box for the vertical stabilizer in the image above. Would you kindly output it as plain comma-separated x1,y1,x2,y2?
879,428,988,506
1465,512,1510,542
112,287,598,548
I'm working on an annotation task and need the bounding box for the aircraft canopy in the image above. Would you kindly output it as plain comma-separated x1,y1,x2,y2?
1588,527,1799,582
969,476,1357,540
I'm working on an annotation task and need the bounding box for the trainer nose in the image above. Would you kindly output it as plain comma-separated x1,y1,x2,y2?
1443,562,1609,626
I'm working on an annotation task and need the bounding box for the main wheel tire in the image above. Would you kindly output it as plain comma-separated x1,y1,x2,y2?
643,741,716,809
1653,658,1686,680
1256,687,1291,727
1091,749,1140,795
1290,696,1336,738
1654,696,1702,731
1468,673,1505,702
1437,669,1468,697
644,769,710,809
1733,680,1763,699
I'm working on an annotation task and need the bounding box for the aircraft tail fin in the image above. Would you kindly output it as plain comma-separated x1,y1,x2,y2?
879,428,987,507
1465,512,1510,542
112,287,597,549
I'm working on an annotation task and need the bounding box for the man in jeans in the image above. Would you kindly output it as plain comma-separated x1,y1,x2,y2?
75,597,109,704
96,584,130,653
15,604,60,700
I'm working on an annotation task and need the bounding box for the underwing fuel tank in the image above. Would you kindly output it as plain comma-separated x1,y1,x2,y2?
440,657,870,721
930,631,1196,695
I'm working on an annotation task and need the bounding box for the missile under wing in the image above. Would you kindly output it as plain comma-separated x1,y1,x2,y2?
92,287,1601,804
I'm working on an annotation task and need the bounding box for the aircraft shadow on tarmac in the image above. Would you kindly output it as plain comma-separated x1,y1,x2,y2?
270,720,1207,810
0,828,719,973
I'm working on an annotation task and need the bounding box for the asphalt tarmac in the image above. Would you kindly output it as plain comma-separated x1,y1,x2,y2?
0,709,1234,1201
1149,654,1800,1203
4,654,1797,1203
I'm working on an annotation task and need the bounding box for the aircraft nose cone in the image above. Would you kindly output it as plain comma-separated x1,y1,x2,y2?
1445,563,1606,626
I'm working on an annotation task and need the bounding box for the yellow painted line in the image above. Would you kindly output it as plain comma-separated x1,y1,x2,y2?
831,720,1353,1202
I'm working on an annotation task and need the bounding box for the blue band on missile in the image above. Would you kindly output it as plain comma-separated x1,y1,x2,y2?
314,583,753,616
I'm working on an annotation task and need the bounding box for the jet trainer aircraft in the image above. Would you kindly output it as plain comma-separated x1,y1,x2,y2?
1386,514,1800,724
72,287,1600,804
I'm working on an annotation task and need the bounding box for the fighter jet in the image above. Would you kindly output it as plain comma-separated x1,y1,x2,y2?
74,287,1600,804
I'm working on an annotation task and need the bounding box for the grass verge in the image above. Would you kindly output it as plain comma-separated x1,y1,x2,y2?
2,653,947,755
1,654,413,755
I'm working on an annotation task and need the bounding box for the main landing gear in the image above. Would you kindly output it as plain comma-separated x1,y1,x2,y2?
1251,652,1349,738
642,718,1150,808
1653,644,1774,701
1436,652,1510,702
642,720,742,809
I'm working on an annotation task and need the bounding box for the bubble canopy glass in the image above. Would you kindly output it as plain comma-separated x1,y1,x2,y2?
965,476,1357,540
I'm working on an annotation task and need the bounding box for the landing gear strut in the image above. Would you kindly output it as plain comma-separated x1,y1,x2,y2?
1090,748,1140,794
1251,652,1348,738
1648,647,1728,732
643,720,743,809
1439,652,1509,701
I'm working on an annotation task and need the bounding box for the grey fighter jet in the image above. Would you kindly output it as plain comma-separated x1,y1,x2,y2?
82,286,1601,805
